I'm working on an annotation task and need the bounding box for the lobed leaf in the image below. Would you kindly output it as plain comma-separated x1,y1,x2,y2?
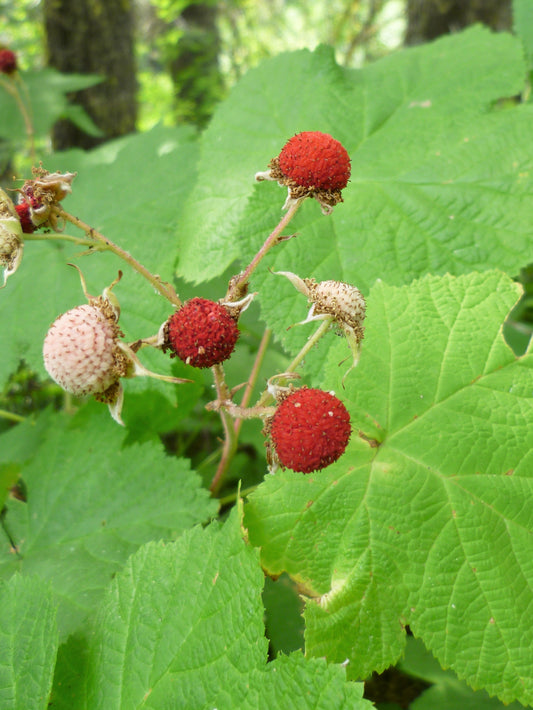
53,506,371,709
245,270,533,705
176,26,532,291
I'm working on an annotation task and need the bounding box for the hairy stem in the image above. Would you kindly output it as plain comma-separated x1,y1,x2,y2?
234,327,271,438
55,208,182,307
227,198,303,300
209,364,238,496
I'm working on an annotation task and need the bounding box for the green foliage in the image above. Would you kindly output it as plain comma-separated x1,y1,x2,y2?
245,270,533,703
0,68,102,174
1,21,532,710
0,574,58,710
0,407,218,639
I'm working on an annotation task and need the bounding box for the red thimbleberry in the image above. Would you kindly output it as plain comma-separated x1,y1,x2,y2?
15,203,36,234
256,131,351,214
279,131,351,192
164,297,239,368
269,387,351,473
0,48,17,75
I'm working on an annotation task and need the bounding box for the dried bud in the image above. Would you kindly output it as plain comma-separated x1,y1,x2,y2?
275,270,366,375
19,167,76,229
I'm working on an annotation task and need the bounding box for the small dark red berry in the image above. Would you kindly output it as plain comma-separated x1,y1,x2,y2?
166,297,239,368
0,49,17,75
269,387,351,473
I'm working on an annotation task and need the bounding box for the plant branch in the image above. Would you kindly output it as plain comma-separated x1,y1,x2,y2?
0,409,26,423
227,198,303,300
257,316,334,407
24,232,105,248
234,327,271,438
209,364,239,496
55,207,182,307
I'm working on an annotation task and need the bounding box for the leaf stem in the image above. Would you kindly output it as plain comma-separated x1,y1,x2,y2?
24,232,105,248
55,207,182,307
0,409,26,423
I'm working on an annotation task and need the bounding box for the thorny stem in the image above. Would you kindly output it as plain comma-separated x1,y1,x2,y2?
227,198,303,300
55,207,182,307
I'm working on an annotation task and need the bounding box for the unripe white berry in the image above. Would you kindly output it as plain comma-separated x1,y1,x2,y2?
308,279,365,332
43,304,123,397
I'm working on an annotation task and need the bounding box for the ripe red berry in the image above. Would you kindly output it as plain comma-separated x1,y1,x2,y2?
15,203,35,234
278,131,351,192
269,388,351,473
165,297,239,368
256,131,351,213
0,49,17,75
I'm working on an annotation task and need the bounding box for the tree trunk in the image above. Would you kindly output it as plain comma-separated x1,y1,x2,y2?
44,0,137,150
405,0,512,45
168,3,224,128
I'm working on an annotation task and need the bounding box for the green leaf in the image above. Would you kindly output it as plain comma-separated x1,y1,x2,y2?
244,270,533,705
514,0,533,71
177,27,531,288
0,406,218,639
0,573,58,710
59,506,370,709
0,68,102,144
0,463,20,512
400,637,525,710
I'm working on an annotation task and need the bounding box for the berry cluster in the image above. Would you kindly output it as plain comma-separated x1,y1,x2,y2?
7,129,364,479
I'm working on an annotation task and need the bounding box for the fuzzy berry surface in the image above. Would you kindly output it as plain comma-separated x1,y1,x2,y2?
270,388,351,473
278,131,351,191
0,49,17,75
15,203,35,233
167,297,239,368
43,304,118,396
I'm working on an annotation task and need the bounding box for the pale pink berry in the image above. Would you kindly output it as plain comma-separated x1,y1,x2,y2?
43,304,123,397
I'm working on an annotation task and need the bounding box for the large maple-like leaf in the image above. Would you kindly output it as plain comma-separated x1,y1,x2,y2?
245,271,533,706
